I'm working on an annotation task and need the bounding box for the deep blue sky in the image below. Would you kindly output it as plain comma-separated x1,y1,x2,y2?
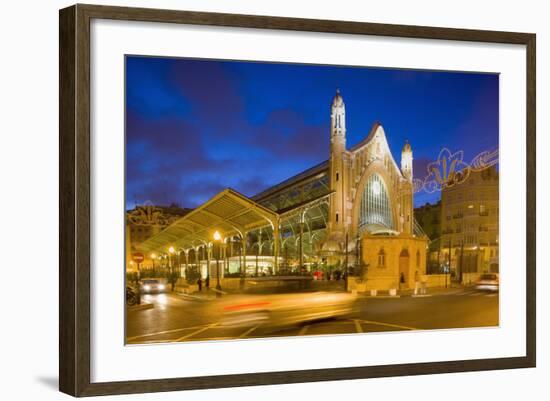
126,56,498,209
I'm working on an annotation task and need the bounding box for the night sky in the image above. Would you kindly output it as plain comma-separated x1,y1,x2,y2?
126,56,498,210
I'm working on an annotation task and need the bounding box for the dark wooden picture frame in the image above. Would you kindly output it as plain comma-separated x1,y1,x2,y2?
59,3,536,397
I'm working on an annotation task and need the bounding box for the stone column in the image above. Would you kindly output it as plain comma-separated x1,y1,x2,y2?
299,219,304,271
184,250,189,278
195,247,200,274
241,232,248,277
207,245,212,280
222,242,227,278
273,218,280,274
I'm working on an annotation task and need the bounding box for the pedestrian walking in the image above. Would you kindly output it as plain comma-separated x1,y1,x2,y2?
205,276,210,290
197,277,202,292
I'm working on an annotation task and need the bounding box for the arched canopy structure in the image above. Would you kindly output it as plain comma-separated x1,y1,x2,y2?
138,188,279,254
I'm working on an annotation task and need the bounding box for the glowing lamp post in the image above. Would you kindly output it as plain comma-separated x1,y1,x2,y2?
213,230,223,297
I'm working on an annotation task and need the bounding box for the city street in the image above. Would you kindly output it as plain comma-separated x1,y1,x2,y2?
126,288,499,344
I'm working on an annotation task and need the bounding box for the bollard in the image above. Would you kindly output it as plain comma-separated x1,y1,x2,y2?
421,281,427,295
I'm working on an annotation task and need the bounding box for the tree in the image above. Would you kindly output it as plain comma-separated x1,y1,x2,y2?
166,267,179,291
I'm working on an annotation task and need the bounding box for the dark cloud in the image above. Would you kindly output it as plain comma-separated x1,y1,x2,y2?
233,176,272,197
125,109,242,207
250,108,327,162
168,60,245,135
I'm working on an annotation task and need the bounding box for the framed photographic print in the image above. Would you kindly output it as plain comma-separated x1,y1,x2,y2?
59,4,536,397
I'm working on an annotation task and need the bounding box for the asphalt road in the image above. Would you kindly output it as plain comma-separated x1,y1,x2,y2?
126,289,499,344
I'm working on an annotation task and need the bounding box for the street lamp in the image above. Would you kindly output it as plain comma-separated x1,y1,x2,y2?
150,253,156,271
213,230,223,297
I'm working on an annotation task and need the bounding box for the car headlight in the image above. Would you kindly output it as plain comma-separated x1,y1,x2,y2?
143,285,150,291
158,284,165,290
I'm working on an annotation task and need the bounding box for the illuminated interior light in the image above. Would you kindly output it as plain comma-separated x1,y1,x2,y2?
372,180,381,195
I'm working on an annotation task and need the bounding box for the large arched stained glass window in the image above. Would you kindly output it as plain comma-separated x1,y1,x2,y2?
359,174,394,233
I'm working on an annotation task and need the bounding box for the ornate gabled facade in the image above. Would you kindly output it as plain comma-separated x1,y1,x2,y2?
326,90,415,244
321,90,427,289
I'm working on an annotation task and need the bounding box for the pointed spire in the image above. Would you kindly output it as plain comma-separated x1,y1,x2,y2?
402,139,412,152
332,88,344,107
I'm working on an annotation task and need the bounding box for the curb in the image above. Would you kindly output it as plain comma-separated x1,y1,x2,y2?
175,291,218,301
127,302,154,312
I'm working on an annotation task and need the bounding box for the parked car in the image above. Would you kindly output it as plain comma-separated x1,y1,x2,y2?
140,278,166,294
475,273,499,292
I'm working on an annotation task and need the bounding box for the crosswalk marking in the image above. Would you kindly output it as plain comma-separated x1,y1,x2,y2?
451,290,499,298
126,325,205,342
239,324,261,338
175,322,219,342
360,319,418,331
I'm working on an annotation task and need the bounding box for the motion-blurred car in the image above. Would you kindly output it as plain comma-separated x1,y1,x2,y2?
216,278,362,329
475,273,499,292
140,278,166,294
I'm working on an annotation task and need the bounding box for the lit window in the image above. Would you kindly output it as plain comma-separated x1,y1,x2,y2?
378,248,386,267
359,174,393,233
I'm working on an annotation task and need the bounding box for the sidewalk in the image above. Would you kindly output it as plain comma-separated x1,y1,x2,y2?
126,302,154,312
366,286,466,298
174,288,228,301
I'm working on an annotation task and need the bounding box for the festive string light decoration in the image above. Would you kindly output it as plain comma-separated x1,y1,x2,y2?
414,147,499,194
412,178,425,194
422,148,471,193
470,148,499,172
